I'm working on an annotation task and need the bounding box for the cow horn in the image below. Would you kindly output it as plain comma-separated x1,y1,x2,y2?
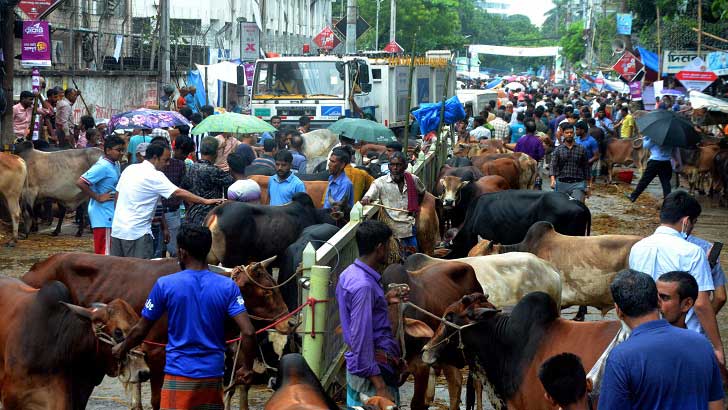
61,302,93,320
469,307,501,321
259,255,277,268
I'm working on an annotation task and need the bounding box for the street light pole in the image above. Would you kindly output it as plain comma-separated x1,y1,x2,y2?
375,0,382,50
346,0,357,54
159,0,170,105
389,0,396,42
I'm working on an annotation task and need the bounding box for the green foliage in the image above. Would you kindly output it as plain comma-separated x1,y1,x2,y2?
559,21,586,65
712,0,728,20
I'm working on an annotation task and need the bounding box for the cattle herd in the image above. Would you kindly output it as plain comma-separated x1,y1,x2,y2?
0,130,726,410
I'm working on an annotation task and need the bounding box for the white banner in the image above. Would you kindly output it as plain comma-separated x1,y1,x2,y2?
662,50,708,74
469,45,561,57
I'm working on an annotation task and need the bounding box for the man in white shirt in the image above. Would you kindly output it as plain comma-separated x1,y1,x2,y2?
469,117,491,141
111,142,223,259
629,191,724,365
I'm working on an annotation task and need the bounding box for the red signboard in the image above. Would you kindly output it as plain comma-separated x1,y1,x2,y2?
612,51,643,82
383,40,404,54
18,0,60,20
313,26,340,51
675,71,718,82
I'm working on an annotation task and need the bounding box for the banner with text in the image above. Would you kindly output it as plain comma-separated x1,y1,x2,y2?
21,21,51,67
662,50,707,74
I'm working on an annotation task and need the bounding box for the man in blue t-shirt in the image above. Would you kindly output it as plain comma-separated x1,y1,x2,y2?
575,121,600,177
509,112,526,144
76,135,124,255
113,224,256,408
269,149,306,205
598,269,724,410
324,147,354,208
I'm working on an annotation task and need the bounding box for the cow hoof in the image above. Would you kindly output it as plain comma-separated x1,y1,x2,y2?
5,242,15,248
75,231,83,237
51,231,60,237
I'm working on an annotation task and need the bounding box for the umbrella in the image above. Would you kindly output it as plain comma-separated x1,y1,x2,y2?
108,108,190,131
635,110,700,147
191,113,276,135
505,82,525,91
327,118,397,143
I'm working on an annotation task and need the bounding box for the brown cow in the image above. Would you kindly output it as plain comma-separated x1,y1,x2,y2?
472,152,537,189
14,141,102,236
422,292,620,410
0,153,28,247
677,144,720,195
0,277,149,410
382,261,483,410
480,157,521,190
604,138,646,183
249,174,328,207
469,221,642,318
22,252,289,410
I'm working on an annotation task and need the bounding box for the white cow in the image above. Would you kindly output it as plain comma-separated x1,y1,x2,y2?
405,252,562,309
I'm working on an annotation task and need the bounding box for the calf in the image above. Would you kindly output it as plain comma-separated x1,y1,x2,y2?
677,144,720,195
604,137,646,183
479,157,520,190
469,221,642,317
422,292,620,410
472,152,536,189
22,252,289,410
439,175,510,232
14,141,101,236
382,261,483,410
0,277,149,410
0,153,28,246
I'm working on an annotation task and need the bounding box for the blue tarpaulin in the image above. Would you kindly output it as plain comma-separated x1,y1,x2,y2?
186,70,208,110
484,77,503,89
636,46,660,74
412,96,467,135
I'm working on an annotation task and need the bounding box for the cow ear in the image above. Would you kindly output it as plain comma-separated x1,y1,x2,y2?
404,318,434,339
460,180,470,187
468,308,500,321
61,302,93,321
477,235,484,242
439,178,445,188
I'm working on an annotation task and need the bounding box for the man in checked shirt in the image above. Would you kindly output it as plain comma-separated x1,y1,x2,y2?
550,123,591,202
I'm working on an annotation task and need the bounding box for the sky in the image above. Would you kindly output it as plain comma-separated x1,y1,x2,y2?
507,0,555,27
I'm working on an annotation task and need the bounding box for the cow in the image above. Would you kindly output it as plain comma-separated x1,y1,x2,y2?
302,129,339,159
376,192,441,257
468,221,642,318
404,252,562,309
439,175,510,233
278,224,340,311
422,292,621,410
676,144,720,195
472,152,537,189
206,192,346,268
13,140,101,236
448,190,591,259
604,137,646,183
22,252,289,410
382,261,483,410
435,165,484,197
249,174,329,207
479,157,520,190
0,153,28,247
713,150,728,206
0,277,149,410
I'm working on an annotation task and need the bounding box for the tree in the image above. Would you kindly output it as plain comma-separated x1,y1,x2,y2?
559,21,586,66
1,0,21,146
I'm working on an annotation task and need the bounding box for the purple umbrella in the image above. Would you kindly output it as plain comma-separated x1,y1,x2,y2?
108,108,191,131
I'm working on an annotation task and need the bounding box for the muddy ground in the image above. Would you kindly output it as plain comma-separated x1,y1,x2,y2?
0,176,727,409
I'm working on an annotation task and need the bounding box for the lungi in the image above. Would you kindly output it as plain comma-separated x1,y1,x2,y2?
161,374,224,410
92,228,111,255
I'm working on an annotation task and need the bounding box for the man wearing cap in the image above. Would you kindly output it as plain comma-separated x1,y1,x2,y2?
127,129,153,164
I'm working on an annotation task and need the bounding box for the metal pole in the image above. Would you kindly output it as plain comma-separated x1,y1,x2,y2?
346,0,357,54
403,33,417,153
159,0,170,105
204,66,209,105
389,0,396,42
656,5,662,77
375,0,381,50
301,264,331,377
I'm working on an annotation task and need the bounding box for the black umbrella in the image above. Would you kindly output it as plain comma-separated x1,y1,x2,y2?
635,110,700,147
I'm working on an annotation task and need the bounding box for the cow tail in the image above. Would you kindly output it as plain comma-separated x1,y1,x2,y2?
586,213,592,236
466,371,475,410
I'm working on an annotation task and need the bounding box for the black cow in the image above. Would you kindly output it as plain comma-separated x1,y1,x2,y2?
447,156,472,167
449,190,591,258
278,224,340,311
714,150,728,206
206,193,347,268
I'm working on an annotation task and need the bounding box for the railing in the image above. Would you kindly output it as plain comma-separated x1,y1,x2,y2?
298,128,450,391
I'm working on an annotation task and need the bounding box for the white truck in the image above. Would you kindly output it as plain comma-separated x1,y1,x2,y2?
249,51,455,134
456,89,499,116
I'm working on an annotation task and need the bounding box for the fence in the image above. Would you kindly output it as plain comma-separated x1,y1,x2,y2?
297,129,450,393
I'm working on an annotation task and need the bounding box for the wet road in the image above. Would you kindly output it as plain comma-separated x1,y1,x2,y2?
1,176,727,409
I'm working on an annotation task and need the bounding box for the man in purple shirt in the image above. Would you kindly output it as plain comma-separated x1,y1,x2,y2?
514,119,545,162
336,220,408,407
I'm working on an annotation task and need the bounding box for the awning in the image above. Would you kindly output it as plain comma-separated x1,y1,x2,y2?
635,46,659,74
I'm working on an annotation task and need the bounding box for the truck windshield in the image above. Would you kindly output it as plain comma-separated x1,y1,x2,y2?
253,62,345,99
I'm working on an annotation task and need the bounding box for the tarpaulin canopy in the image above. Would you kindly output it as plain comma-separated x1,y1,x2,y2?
484,77,503,89
413,96,467,135
689,90,728,113
469,45,561,57
636,47,660,74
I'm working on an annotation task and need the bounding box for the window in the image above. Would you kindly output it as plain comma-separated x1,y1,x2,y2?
253,62,346,99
